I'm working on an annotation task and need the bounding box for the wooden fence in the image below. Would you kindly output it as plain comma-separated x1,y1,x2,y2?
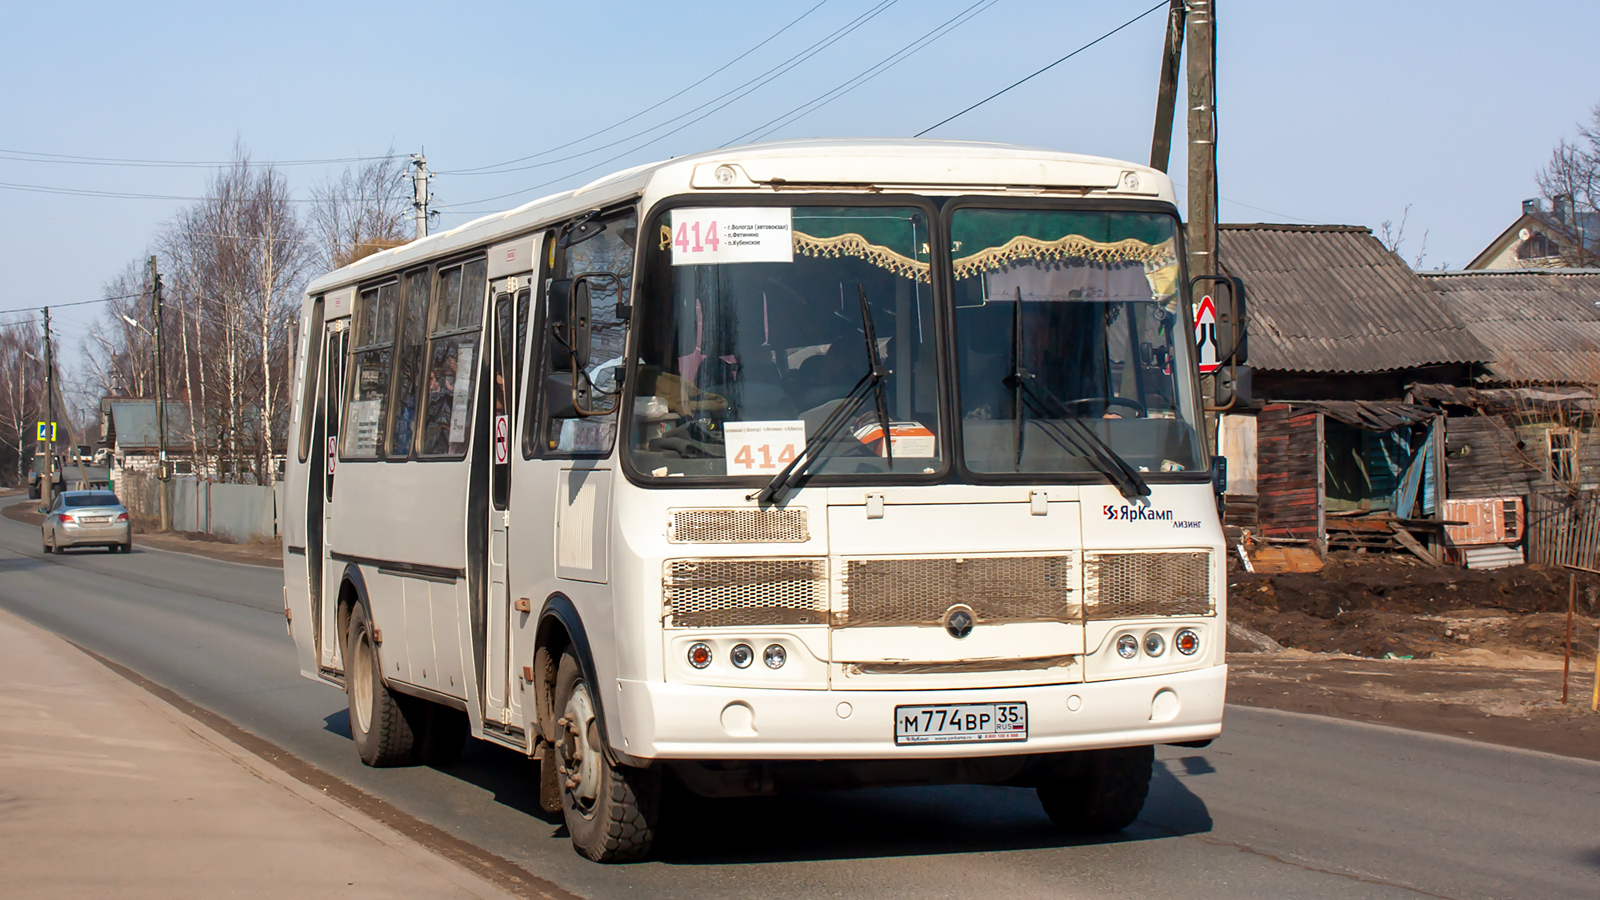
1528,487,1600,567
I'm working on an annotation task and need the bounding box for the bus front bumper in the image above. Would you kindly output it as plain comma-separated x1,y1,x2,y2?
615,664,1225,760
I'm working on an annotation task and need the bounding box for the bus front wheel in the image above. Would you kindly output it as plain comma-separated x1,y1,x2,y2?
1036,745,1154,834
346,603,418,767
553,648,659,862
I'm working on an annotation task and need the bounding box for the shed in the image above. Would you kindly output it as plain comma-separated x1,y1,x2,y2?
1219,225,1489,399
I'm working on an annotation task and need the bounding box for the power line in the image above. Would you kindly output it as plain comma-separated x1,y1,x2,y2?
727,0,1000,147
915,0,1167,137
0,180,334,203
0,293,141,315
448,1,900,206
440,1,832,177
0,148,393,169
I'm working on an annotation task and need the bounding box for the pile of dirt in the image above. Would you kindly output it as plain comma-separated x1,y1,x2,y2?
1229,553,1600,660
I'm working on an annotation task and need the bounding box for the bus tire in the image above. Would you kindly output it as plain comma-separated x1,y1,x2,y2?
554,648,659,862
1036,745,1154,834
346,603,417,767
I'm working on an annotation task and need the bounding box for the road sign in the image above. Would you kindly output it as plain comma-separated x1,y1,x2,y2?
1193,295,1220,374
36,422,56,442
493,414,510,464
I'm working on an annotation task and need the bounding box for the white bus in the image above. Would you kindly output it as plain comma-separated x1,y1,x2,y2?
283,139,1227,862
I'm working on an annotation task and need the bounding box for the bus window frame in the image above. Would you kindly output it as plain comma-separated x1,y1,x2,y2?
415,254,490,462
385,265,435,462
531,204,640,460
296,296,325,464
340,279,401,462
616,191,952,492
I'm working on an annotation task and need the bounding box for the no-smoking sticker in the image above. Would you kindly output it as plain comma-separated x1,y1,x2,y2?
493,414,510,464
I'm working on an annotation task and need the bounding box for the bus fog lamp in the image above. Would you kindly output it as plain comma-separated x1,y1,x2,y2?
763,643,787,669
730,643,754,668
1175,629,1200,655
1144,632,1166,656
688,642,713,669
1116,634,1139,659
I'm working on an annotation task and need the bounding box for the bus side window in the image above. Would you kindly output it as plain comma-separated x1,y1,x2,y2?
387,268,431,459
343,282,398,459
420,258,488,458
296,298,324,463
542,210,637,454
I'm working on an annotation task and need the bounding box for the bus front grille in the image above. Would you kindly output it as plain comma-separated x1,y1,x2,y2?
668,508,810,543
663,558,827,627
1083,551,1212,619
835,555,1077,628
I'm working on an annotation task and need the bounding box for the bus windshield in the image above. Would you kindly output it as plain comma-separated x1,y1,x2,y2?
629,205,943,480
952,207,1205,476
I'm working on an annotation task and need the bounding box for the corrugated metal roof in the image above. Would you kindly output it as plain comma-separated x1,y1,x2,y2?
1219,224,1490,374
1421,270,1600,384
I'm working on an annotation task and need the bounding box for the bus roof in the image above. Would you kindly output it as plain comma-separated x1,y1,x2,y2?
305,139,1175,297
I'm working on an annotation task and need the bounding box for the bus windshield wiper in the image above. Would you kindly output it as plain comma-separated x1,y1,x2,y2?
1002,288,1149,500
754,284,890,505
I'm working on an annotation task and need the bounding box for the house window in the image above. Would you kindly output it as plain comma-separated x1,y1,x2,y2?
1546,428,1577,483
1517,232,1560,260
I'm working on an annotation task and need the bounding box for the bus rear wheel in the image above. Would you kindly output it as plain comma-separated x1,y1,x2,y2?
346,603,417,767
1036,745,1154,834
553,648,659,862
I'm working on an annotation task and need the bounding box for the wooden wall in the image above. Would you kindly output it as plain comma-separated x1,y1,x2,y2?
1257,404,1322,541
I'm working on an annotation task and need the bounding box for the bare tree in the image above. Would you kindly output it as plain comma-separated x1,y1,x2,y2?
0,319,45,486
307,151,412,272
1379,204,1430,270
1536,102,1600,267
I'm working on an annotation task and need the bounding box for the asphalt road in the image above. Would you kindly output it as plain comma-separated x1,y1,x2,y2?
1,495,1595,900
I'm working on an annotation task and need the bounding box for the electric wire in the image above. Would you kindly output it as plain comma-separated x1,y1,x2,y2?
915,0,1167,136
447,1,900,208
439,0,832,176
0,148,394,169
726,0,999,147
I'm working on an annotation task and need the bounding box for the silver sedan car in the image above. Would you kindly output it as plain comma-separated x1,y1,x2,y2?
41,490,133,554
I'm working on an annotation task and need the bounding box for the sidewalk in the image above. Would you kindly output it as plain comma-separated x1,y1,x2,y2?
0,609,517,900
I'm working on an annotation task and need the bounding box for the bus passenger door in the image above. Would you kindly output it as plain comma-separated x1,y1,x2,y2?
318,317,349,674
484,275,523,727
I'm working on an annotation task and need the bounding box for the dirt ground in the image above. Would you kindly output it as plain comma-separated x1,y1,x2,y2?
1226,552,1600,761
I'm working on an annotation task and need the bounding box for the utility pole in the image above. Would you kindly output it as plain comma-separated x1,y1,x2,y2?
1186,0,1217,284
42,306,55,511
1149,0,1187,173
411,150,432,240
150,255,171,532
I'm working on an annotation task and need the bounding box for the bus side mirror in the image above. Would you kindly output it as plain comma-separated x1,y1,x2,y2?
545,279,591,372
1211,456,1228,495
1191,275,1248,408
543,371,590,420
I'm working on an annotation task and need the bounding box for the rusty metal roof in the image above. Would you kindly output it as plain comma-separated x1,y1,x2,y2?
1421,269,1600,385
1219,225,1489,374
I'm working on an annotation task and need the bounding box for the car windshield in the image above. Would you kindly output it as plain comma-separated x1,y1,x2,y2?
629,205,942,480
951,208,1206,476
64,492,119,507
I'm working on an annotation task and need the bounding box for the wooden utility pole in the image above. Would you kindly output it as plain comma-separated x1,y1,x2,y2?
1186,0,1218,283
42,306,55,510
150,256,171,532
1149,0,1187,173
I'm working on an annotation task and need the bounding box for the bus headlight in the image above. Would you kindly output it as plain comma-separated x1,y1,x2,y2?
763,643,787,669
687,642,713,669
1144,632,1166,657
1116,634,1139,659
729,643,754,669
1175,628,1200,656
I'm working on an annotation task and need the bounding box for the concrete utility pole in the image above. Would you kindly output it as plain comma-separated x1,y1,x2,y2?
411,151,432,240
42,306,55,511
1149,0,1187,173
1186,0,1218,284
150,256,171,532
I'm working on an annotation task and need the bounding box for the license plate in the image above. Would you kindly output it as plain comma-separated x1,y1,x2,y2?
81,516,109,524
894,702,1027,746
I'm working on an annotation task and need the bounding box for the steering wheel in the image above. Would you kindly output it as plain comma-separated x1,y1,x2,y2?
1059,396,1147,418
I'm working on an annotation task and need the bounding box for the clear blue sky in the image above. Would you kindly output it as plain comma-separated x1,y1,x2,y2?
4,0,1598,389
